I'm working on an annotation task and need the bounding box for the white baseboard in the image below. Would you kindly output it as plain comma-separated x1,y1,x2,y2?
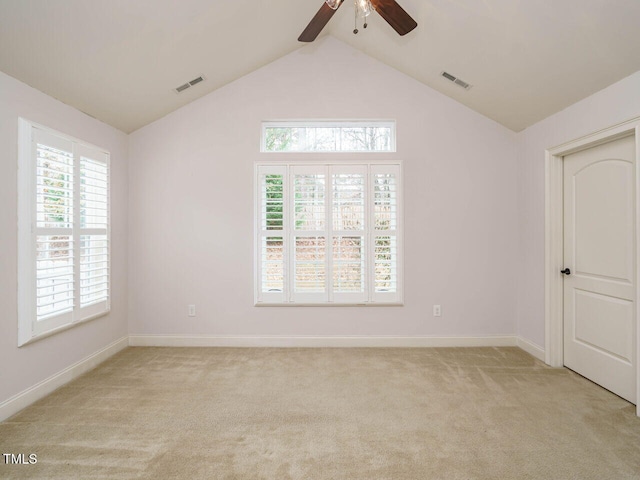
128,334,519,348
0,336,129,422
516,336,545,361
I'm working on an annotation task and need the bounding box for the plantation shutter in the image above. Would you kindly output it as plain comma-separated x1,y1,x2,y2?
371,165,401,303
291,165,328,303
32,129,75,335
257,165,286,303
78,145,110,319
331,165,367,303
255,162,401,305
26,126,110,340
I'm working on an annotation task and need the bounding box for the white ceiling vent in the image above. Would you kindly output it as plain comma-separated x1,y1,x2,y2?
174,76,205,94
441,71,472,90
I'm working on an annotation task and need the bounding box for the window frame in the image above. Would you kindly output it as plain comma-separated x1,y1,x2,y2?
261,120,396,153
17,118,111,346
254,159,403,306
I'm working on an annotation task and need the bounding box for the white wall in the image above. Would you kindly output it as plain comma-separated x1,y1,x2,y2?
0,71,129,405
517,70,640,348
128,37,519,339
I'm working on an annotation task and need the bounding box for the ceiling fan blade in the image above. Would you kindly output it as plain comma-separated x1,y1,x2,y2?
298,1,343,42
370,0,417,36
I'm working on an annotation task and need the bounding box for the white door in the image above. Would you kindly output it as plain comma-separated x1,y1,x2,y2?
563,134,637,404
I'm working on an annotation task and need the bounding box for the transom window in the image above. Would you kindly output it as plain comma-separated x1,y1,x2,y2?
18,119,110,346
262,121,395,153
255,162,402,305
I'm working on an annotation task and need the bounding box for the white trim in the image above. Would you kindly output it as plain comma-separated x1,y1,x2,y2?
544,148,564,367
544,115,640,416
0,336,128,422
18,310,110,347
259,301,406,308
129,334,518,348
516,336,545,362
25,119,109,154
17,118,34,347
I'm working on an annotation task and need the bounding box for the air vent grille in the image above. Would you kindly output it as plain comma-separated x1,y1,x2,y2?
442,71,456,82
441,71,472,90
454,78,470,89
174,75,206,94
175,83,190,93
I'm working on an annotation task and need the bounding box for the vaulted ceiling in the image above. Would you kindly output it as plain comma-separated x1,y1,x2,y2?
1,0,639,133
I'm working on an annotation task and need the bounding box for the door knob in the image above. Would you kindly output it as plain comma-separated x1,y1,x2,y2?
560,268,571,275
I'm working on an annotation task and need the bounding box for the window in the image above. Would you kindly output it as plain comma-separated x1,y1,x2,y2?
255,162,401,305
18,119,110,346
262,121,395,152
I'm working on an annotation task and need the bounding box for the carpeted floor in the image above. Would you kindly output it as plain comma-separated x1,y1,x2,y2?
1,347,639,479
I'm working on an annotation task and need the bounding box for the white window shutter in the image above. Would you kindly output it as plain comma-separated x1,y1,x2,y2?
256,165,287,303
18,121,111,345
290,165,328,303
331,165,367,303
255,161,401,306
371,165,401,303
78,145,110,319
33,129,75,335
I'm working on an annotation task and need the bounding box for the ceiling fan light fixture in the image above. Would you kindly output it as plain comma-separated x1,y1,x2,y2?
325,0,342,10
355,0,373,18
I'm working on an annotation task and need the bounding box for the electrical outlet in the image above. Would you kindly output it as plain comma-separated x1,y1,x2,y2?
433,305,441,317
188,305,196,317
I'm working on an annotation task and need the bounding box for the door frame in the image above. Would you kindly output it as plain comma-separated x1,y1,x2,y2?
545,116,640,416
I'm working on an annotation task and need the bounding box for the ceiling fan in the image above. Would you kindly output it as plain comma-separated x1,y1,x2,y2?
298,0,417,42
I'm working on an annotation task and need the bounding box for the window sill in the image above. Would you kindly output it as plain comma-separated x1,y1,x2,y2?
254,302,404,307
18,310,110,347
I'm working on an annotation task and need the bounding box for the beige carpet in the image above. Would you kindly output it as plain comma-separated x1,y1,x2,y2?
1,347,639,479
